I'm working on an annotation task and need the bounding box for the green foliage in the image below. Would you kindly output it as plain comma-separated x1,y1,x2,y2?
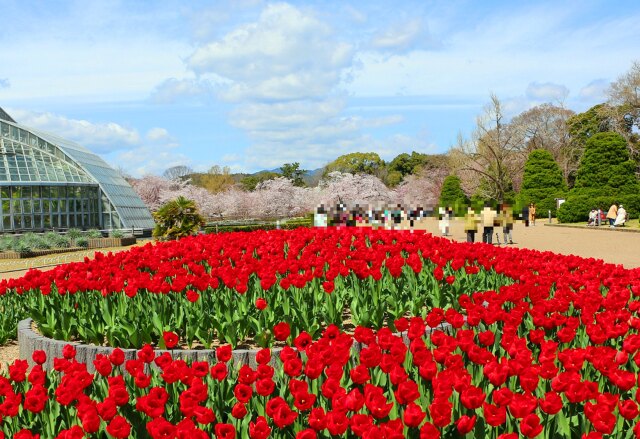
439,175,468,214
66,228,82,241
558,132,640,222
20,232,50,250
44,233,71,249
204,218,312,234
87,229,103,239
152,196,205,240
0,235,15,252
386,152,449,186
567,104,613,146
557,192,640,223
75,237,89,248
280,162,307,187
324,152,385,176
12,240,32,254
110,229,124,239
385,170,403,187
189,165,235,193
519,149,567,216
573,132,638,190
240,171,281,191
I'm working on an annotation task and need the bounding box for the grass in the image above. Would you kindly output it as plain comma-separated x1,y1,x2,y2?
557,218,640,229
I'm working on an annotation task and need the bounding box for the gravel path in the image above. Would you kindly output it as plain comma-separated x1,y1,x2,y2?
411,218,640,269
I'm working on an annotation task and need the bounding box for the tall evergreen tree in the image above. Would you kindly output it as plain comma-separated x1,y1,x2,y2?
558,132,640,222
519,149,566,216
439,175,468,213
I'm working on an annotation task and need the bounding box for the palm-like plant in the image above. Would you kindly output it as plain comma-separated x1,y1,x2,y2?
152,196,205,240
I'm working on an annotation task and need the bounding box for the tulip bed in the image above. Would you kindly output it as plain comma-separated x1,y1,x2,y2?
0,228,512,348
0,228,639,438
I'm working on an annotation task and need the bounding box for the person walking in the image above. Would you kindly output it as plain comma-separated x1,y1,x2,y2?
522,203,530,227
501,203,514,244
606,203,618,228
480,203,497,244
464,207,478,243
529,203,536,226
439,206,451,236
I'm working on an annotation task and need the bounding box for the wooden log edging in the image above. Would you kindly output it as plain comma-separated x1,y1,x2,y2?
18,318,452,373
87,237,137,249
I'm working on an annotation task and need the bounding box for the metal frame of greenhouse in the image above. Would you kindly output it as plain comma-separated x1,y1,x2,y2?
0,107,154,234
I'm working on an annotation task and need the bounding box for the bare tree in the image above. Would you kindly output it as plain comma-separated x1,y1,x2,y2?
450,94,526,200
510,104,577,185
607,60,640,157
162,165,193,180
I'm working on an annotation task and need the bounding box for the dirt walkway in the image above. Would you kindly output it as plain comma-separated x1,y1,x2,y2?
411,218,640,269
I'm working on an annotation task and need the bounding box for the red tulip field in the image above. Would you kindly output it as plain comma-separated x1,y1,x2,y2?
0,227,639,438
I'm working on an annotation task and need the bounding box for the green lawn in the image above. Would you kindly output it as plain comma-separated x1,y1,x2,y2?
558,218,640,229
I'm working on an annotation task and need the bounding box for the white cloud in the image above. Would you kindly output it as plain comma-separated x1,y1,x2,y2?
0,78,9,88
5,108,187,177
115,145,191,177
150,78,217,104
8,109,140,153
525,82,569,102
370,19,435,52
146,127,171,142
187,2,354,101
579,79,609,101
349,5,640,100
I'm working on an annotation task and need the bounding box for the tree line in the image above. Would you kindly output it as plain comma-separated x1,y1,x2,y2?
142,60,639,223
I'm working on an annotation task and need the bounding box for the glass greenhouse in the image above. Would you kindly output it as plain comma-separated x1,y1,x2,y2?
0,108,155,233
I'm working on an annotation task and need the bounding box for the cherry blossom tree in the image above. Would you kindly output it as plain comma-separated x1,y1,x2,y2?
318,172,392,206
393,168,448,208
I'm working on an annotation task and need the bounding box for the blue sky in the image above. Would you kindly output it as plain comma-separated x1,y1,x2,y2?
0,0,638,176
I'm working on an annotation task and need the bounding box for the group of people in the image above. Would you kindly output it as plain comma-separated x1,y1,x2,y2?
461,204,515,245
314,203,431,230
587,203,628,227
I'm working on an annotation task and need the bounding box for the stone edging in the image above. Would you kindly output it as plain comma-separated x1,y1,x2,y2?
18,318,452,372
18,319,280,372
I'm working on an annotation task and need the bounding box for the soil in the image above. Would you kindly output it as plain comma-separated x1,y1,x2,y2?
2,222,639,366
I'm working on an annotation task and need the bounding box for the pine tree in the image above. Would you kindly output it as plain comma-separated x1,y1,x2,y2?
558,132,640,222
519,149,566,216
439,175,468,214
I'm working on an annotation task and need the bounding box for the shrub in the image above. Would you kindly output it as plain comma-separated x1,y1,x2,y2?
519,149,566,216
87,229,103,239
153,196,205,240
66,228,82,241
110,229,124,239
439,175,468,215
21,233,50,250
0,236,15,252
12,240,32,254
558,132,640,222
46,234,71,249
204,218,312,234
75,237,89,248
557,192,640,223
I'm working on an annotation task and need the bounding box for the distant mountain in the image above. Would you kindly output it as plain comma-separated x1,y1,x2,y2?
249,167,324,186
254,167,322,176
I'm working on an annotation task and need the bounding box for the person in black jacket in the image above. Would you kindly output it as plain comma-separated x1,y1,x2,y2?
522,204,530,227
